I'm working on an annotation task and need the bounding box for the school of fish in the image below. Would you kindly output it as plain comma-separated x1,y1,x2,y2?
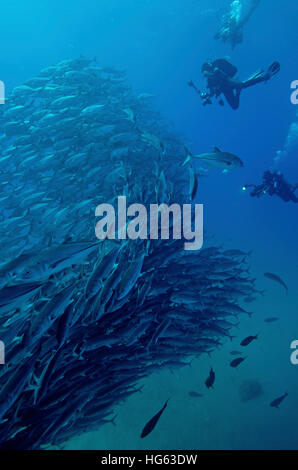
0,57,257,449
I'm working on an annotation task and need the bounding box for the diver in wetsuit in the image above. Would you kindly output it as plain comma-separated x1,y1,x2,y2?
215,0,261,49
244,171,298,203
188,58,280,110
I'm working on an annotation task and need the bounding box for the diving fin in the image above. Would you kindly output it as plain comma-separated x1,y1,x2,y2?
267,61,280,79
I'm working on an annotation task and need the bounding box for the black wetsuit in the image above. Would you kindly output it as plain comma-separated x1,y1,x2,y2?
190,58,280,110
246,171,298,203
205,59,279,110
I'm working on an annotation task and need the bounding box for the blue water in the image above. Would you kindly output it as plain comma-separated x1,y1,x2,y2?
1,0,298,450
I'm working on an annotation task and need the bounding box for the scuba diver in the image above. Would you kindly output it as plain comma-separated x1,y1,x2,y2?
215,0,261,49
243,171,298,203
188,57,280,110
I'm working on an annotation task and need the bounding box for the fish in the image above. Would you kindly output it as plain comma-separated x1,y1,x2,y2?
270,392,288,409
141,132,163,151
56,302,75,346
117,254,145,300
21,242,100,282
264,317,279,323
205,367,215,389
123,108,136,124
0,355,39,423
92,263,122,316
239,379,263,403
264,272,288,293
189,165,198,200
147,318,171,349
137,93,156,100
27,284,74,347
243,295,258,303
81,104,105,117
230,350,242,356
223,249,251,258
155,170,167,203
0,282,44,315
240,335,258,346
188,391,203,398
230,357,246,368
183,146,243,170
85,245,121,299
0,252,40,287
140,399,169,438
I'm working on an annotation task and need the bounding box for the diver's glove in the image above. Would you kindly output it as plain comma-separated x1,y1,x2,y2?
200,92,212,106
